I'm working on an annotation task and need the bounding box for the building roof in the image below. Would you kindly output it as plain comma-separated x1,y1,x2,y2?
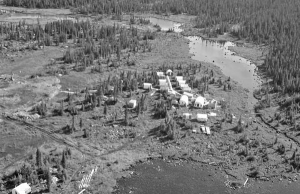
195,96,205,103
197,113,208,119
12,183,31,194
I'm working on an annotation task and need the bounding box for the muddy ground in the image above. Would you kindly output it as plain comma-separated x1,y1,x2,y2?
0,6,298,194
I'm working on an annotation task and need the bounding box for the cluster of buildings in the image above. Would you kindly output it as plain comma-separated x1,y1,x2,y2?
130,70,219,135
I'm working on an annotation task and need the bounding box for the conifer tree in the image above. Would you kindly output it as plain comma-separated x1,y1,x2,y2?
61,151,67,168
36,148,42,167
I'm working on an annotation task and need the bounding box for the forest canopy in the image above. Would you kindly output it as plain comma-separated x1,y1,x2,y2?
3,0,300,95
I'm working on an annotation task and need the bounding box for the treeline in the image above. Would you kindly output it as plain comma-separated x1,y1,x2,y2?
3,0,152,14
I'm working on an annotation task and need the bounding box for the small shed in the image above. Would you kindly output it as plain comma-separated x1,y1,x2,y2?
143,83,152,90
197,114,208,122
183,113,192,119
12,183,31,194
201,126,206,133
194,96,205,108
179,95,189,106
128,99,137,109
166,69,173,76
205,127,211,135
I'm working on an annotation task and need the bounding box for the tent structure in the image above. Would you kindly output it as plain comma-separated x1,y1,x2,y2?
166,69,173,76
194,96,205,108
12,183,31,194
179,95,189,106
183,113,192,119
197,113,208,122
128,99,137,109
143,83,152,90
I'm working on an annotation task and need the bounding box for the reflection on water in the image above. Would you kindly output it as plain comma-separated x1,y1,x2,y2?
187,36,262,93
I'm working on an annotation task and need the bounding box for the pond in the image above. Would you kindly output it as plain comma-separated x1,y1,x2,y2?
114,160,229,194
114,159,300,194
187,36,262,93
148,17,183,32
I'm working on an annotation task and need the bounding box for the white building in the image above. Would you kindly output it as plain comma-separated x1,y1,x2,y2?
128,99,137,109
12,183,31,194
179,95,189,106
143,83,152,90
183,113,192,119
205,127,211,135
197,113,208,122
194,96,206,108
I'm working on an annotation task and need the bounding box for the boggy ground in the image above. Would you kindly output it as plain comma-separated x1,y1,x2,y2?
0,8,298,194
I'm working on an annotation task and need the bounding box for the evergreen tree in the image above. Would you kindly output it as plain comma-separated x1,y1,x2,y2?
125,101,129,126
47,168,52,192
36,148,42,167
61,151,67,168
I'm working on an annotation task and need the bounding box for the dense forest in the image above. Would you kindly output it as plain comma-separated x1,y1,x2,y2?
3,0,300,96
0,18,154,73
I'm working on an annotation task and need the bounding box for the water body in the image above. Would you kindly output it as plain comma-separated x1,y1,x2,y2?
147,18,261,92
187,36,262,93
115,160,230,194
149,17,182,32
115,160,300,194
